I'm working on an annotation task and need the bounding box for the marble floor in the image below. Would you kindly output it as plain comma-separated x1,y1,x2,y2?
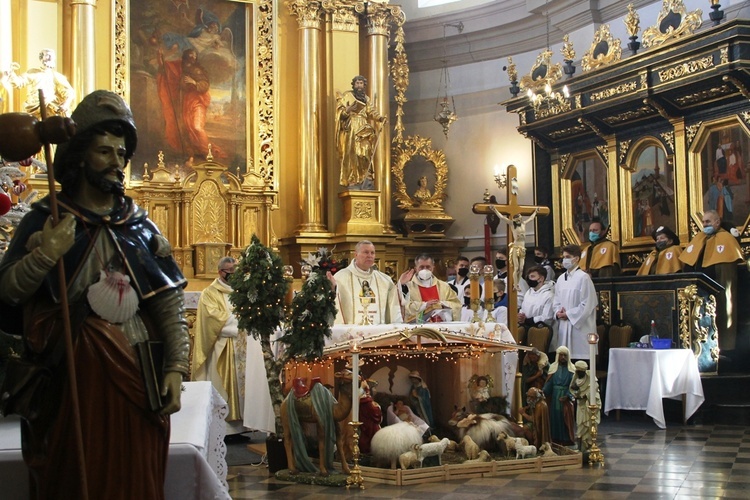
226,415,750,499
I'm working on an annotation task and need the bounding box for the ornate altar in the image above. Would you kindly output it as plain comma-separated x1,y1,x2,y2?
504,2,750,352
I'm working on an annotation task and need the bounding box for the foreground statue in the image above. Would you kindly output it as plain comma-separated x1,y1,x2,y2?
335,75,386,190
0,90,189,499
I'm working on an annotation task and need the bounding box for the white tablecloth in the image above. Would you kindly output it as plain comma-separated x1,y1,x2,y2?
0,381,230,500
604,348,705,428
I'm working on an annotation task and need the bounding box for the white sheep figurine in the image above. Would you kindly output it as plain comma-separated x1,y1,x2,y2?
516,444,537,459
539,442,557,457
415,437,450,466
464,450,492,463
428,434,458,452
370,422,423,469
497,431,517,457
461,435,481,460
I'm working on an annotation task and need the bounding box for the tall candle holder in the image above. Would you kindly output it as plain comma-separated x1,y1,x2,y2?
283,265,294,308
483,264,495,322
587,332,604,465
346,421,365,489
469,263,482,322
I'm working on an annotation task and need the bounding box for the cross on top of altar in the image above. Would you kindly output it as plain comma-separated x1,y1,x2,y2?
472,164,550,339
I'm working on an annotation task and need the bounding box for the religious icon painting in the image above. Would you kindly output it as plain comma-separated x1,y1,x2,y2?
561,152,609,244
125,0,252,181
696,122,750,231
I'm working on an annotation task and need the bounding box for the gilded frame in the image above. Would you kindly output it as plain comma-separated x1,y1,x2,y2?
619,137,676,248
560,150,611,246
581,24,622,73
688,116,750,237
113,0,276,191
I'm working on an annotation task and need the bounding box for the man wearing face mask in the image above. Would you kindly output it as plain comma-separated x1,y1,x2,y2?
400,254,461,323
534,245,556,282
518,266,555,329
637,225,683,275
580,220,620,277
552,245,597,359
680,210,743,351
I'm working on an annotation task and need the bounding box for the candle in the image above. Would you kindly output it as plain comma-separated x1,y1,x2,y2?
352,351,360,422
470,279,480,301
589,342,597,404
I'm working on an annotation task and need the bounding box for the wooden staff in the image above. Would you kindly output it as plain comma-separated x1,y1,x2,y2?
38,90,89,500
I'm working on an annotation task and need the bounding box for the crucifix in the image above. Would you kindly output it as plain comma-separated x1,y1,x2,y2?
472,164,550,341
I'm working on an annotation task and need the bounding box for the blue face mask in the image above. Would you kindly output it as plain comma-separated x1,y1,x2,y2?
703,226,715,235
589,231,600,242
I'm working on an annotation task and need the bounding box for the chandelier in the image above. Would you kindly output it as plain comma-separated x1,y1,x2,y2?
434,22,463,138
525,0,569,111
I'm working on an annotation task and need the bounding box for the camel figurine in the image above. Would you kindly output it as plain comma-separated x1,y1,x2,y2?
280,370,354,476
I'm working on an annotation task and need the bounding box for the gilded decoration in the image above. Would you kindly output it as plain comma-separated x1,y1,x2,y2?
519,48,562,94
627,253,645,266
548,124,587,139
322,0,362,32
390,14,409,145
657,56,714,83
590,81,636,103
724,75,750,100
257,0,277,185
392,135,448,210
720,46,729,65
642,0,702,49
640,73,648,90
288,0,324,29
624,3,640,38
579,117,606,141
603,106,655,125
742,112,750,127
660,132,675,153
354,201,374,220
581,24,622,72
113,0,127,98
598,290,611,325
574,94,582,109
535,100,571,120
366,2,394,37
193,182,227,243
559,153,571,177
596,145,609,166
561,34,575,62
686,122,702,148
674,85,734,106
619,140,632,169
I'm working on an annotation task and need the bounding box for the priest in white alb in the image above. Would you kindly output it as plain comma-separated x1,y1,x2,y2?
400,254,461,323
552,245,597,360
332,240,403,325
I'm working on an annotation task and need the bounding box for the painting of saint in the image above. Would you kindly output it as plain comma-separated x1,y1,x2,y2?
129,0,249,180
569,156,608,242
631,145,674,238
700,125,750,228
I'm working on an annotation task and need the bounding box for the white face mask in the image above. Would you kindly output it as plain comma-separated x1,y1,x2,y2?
417,269,433,281
562,258,575,270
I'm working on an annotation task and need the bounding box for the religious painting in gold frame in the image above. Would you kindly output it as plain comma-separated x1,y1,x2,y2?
560,151,610,245
115,0,260,185
688,117,750,233
619,138,676,247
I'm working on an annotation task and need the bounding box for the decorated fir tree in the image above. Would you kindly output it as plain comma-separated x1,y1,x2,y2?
228,234,289,434
278,247,345,360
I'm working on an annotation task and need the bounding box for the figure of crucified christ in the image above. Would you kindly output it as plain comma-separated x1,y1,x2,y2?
489,206,539,290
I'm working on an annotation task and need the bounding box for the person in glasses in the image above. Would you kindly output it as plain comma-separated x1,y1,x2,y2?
192,256,249,434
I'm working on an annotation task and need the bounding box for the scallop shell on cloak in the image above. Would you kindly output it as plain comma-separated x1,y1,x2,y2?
87,270,139,324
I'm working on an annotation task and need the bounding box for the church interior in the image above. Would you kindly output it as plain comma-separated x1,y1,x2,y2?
2,0,750,498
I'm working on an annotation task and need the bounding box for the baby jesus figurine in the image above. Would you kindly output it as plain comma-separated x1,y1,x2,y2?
467,374,493,404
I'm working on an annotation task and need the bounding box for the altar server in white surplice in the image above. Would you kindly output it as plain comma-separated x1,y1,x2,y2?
333,240,403,325
553,245,597,360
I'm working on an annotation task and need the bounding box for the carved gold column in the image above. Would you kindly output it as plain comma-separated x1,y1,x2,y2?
365,4,398,233
68,0,97,99
288,0,327,234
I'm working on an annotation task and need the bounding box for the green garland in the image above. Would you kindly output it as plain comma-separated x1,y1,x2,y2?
228,234,288,340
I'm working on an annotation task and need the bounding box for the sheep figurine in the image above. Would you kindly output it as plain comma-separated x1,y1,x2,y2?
464,450,492,463
461,435,481,460
497,431,517,457
415,437,450,466
539,442,557,457
398,449,420,470
370,422,423,469
516,444,537,460
428,434,458,452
